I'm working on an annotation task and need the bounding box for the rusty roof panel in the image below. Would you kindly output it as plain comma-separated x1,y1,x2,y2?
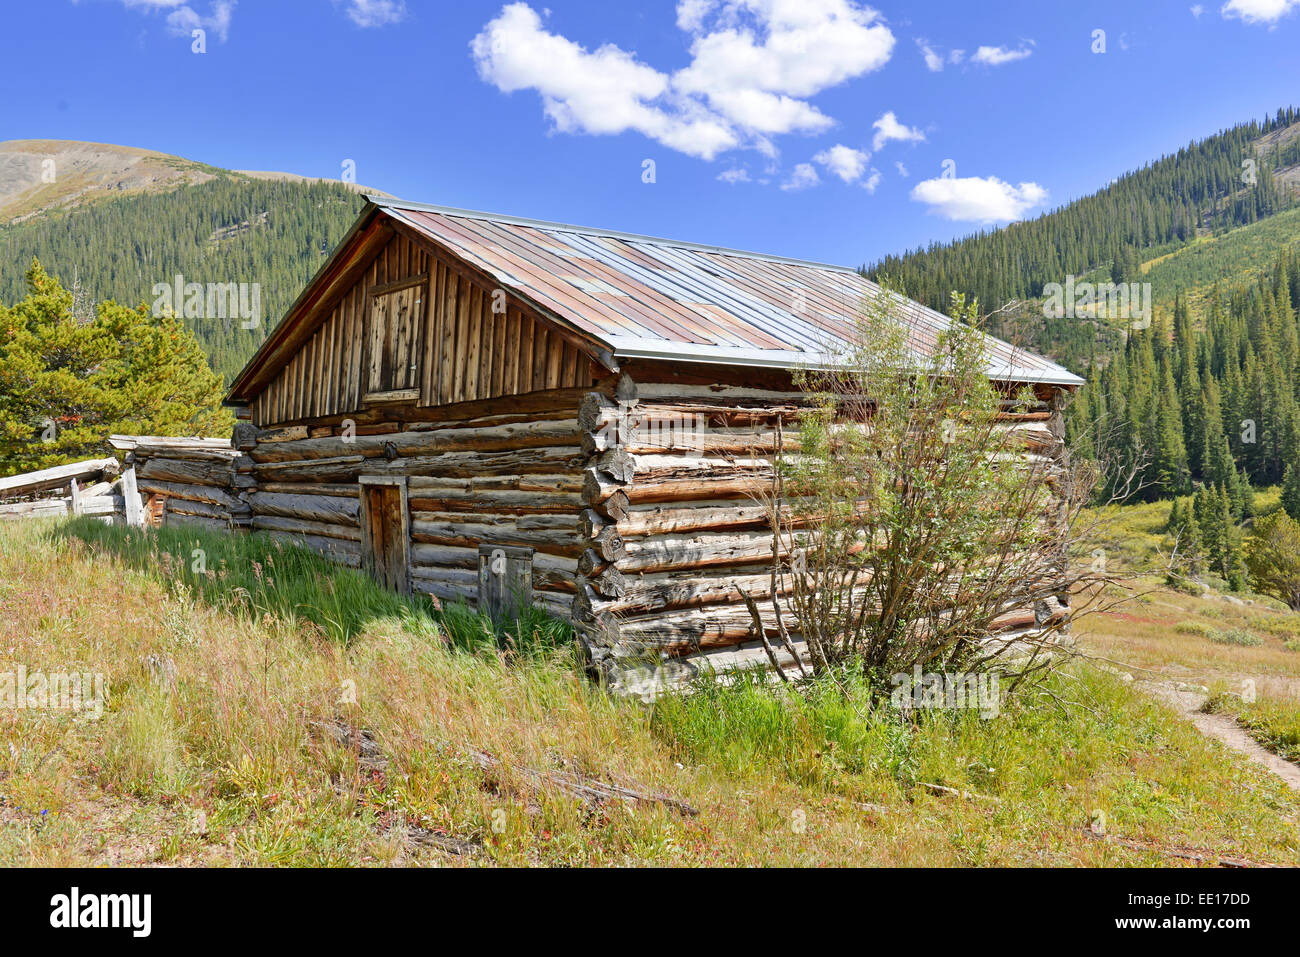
374,198,1083,387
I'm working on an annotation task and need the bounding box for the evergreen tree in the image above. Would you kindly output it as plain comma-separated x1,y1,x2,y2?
1282,462,1300,521
0,261,230,475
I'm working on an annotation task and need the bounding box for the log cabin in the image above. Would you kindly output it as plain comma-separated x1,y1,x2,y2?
218,196,1084,695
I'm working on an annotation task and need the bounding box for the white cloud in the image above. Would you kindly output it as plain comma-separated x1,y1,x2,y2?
813,144,870,182
910,175,1047,222
472,1,896,161
871,111,925,151
471,4,738,159
917,40,945,72
342,0,406,27
971,43,1034,66
916,39,966,71
109,0,406,39
1220,0,1300,23
895,160,908,177
717,167,752,183
1191,4,1205,16
781,163,820,190
862,168,882,193
120,0,235,41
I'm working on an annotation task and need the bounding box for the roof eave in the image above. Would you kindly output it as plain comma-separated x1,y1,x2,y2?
222,200,385,406
607,339,1085,388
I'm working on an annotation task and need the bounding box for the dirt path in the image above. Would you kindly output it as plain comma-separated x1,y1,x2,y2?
1142,681,1300,794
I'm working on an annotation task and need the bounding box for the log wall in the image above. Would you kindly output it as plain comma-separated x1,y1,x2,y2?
234,389,590,616
568,361,1074,697
112,437,252,533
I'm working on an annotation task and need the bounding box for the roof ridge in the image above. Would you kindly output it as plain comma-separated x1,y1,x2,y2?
365,195,859,275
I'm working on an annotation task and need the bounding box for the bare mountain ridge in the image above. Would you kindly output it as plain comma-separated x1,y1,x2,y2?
0,139,388,223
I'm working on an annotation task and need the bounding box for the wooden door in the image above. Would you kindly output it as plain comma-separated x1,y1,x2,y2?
359,477,410,594
366,279,426,400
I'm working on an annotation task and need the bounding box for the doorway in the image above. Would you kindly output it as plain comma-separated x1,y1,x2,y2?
359,476,410,594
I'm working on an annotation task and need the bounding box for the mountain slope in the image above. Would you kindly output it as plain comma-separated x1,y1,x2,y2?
0,143,379,382
0,139,384,224
864,106,1300,370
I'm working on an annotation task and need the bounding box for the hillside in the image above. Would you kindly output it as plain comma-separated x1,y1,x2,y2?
3,515,1299,867
0,144,373,382
0,140,384,224
865,107,1300,370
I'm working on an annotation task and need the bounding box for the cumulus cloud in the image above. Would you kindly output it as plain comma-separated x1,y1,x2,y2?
781,163,821,190
341,0,406,27
717,167,752,184
1191,4,1205,15
871,111,925,151
971,43,1034,66
471,1,896,161
813,144,871,182
861,168,882,193
910,175,1047,222
1220,0,1300,23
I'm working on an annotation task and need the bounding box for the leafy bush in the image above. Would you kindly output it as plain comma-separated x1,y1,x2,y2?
1208,628,1264,647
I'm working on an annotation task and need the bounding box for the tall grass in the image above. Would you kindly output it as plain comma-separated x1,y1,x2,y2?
55,518,573,656
4,516,1300,865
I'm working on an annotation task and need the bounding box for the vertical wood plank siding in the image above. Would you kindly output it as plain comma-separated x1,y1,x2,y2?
252,232,592,427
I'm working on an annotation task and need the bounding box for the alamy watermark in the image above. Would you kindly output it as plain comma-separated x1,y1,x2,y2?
152,274,261,330
598,403,710,451
890,665,1000,719
1,667,106,720
1042,276,1151,330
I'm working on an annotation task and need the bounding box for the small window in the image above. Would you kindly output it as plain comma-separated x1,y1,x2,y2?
365,276,426,401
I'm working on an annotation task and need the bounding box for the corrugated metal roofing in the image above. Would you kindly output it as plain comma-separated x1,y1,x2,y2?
373,198,1083,388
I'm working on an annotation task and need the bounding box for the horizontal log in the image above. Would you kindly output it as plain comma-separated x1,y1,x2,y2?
620,532,782,573
258,482,361,497
0,499,70,519
249,420,579,463
164,512,229,534
255,530,361,566
408,488,583,515
408,472,585,494
252,515,361,542
165,498,230,522
0,458,120,499
249,491,359,525
410,520,582,556
138,457,234,487
574,568,782,618
139,479,244,510
109,435,231,453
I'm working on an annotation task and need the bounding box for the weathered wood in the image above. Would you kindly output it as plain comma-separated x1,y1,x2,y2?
0,458,120,499
478,544,533,621
138,457,235,487
120,467,144,528
247,419,579,463
248,491,360,524
135,478,243,510
252,515,361,542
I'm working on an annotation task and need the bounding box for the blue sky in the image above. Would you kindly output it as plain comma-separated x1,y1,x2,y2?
2,0,1298,267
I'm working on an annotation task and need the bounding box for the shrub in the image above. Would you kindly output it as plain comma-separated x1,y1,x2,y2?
1208,628,1264,647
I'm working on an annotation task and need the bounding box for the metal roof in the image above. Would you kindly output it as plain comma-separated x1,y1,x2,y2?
373,197,1083,388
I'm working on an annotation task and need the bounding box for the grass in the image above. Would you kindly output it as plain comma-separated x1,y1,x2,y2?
54,518,569,655
2,517,1300,866
1208,685,1300,764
